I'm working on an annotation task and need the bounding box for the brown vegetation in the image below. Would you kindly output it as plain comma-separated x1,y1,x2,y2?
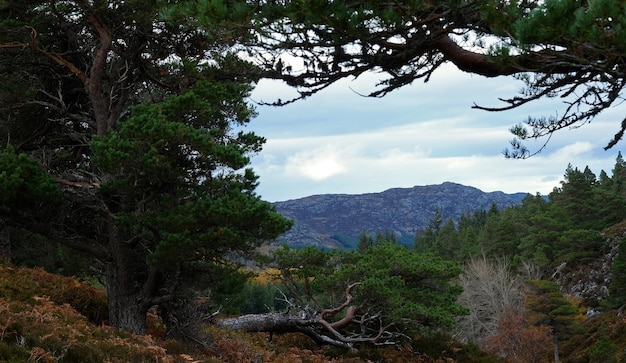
0,262,497,362
3,260,625,362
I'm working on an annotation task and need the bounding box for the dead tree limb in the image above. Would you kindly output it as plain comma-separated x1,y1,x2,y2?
215,282,400,350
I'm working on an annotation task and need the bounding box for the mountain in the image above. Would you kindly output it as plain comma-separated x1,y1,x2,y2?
273,182,529,249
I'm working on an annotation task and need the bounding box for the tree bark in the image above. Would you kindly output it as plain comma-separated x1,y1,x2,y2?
104,216,149,335
216,312,355,348
217,312,314,333
553,334,560,363
0,224,10,263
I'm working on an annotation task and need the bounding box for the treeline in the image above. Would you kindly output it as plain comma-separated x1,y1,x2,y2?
414,153,626,271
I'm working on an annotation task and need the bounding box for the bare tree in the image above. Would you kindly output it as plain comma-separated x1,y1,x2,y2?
456,255,524,344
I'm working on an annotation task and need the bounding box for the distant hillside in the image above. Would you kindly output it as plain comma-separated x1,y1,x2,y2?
273,182,529,249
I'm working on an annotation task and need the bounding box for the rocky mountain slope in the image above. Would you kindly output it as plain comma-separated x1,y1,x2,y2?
273,182,528,249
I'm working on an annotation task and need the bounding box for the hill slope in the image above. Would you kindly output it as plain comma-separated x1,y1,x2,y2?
274,182,528,248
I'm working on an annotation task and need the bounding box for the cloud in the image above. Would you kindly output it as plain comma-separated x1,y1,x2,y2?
247,66,624,202
251,130,618,202
283,145,350,181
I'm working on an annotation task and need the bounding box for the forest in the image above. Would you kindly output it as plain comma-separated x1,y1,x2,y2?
2,0,626,362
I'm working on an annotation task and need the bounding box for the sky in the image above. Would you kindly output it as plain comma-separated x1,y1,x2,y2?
244,64,625,202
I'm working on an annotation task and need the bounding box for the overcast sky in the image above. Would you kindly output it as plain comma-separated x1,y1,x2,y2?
245,64,625,202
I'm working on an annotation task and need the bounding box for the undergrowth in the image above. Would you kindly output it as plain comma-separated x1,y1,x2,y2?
0,262,508,362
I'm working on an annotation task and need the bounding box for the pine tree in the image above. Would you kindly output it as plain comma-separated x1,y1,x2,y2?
525,280,582,363
0,0,291,334
603,237,626,310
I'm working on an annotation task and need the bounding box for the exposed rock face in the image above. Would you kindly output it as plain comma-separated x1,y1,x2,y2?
554,237,620,305
273,182,528,249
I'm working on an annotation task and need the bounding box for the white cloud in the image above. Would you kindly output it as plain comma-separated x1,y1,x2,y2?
283,145,351,181
379,146,431,161
247,66,624,202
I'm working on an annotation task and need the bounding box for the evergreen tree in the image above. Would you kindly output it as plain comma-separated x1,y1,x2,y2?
0,146,61,261
479,205,527,258
356,232,374,254
525,279,582,363
0,0,291,334
265,243,467,347
550,165,598,229
414,208,443,253
435,219,460,260
598,170,613,189
612,152,626,196
603,237,626,310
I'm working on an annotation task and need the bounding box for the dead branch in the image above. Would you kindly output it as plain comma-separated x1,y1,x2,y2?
216,281,403,350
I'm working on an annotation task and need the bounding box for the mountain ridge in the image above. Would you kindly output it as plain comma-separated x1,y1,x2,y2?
273,182,529,249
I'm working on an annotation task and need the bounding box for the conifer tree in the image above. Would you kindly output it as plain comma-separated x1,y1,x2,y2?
603,237,626,310
525,280,582,363
0,0,291,334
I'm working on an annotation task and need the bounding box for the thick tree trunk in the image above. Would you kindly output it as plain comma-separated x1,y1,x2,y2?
216,312,347,347
217,312,314,333
0,224,10,263
106,263,148,335
105,217,149,335
216,307,386,350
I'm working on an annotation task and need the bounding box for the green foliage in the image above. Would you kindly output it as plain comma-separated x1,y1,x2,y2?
85,53,291,331
412,157,626,276
356,232,374,253
231,282,285,314
0,146,60,214
348,244,466,330
553,229,604,263
603,237,626,310
525,279,582,341
0,0,294,334
273,241,467,338
587,327,620,363
330,233,359,249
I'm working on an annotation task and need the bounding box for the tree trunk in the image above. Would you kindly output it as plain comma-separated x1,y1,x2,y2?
215,310,382,350
105,217,149,335
217,312,314,333
553,334,560,363
0,224,10,263
106,263,148,335
217,312,345,347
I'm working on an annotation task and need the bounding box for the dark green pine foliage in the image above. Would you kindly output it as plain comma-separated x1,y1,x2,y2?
553,229,604,264
550,164,598,230
0,146,62,261
91,59,292,281
454,208,492,260
434,219,460,261
272,241,467,341
414,208,443,253
357,232,374,254
412,158,626,269
0,145,60,215
0,0,292,334
517,201,570,267
337,243,467,332
525,279,582,363
603,237,626,310
479,201,530,258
